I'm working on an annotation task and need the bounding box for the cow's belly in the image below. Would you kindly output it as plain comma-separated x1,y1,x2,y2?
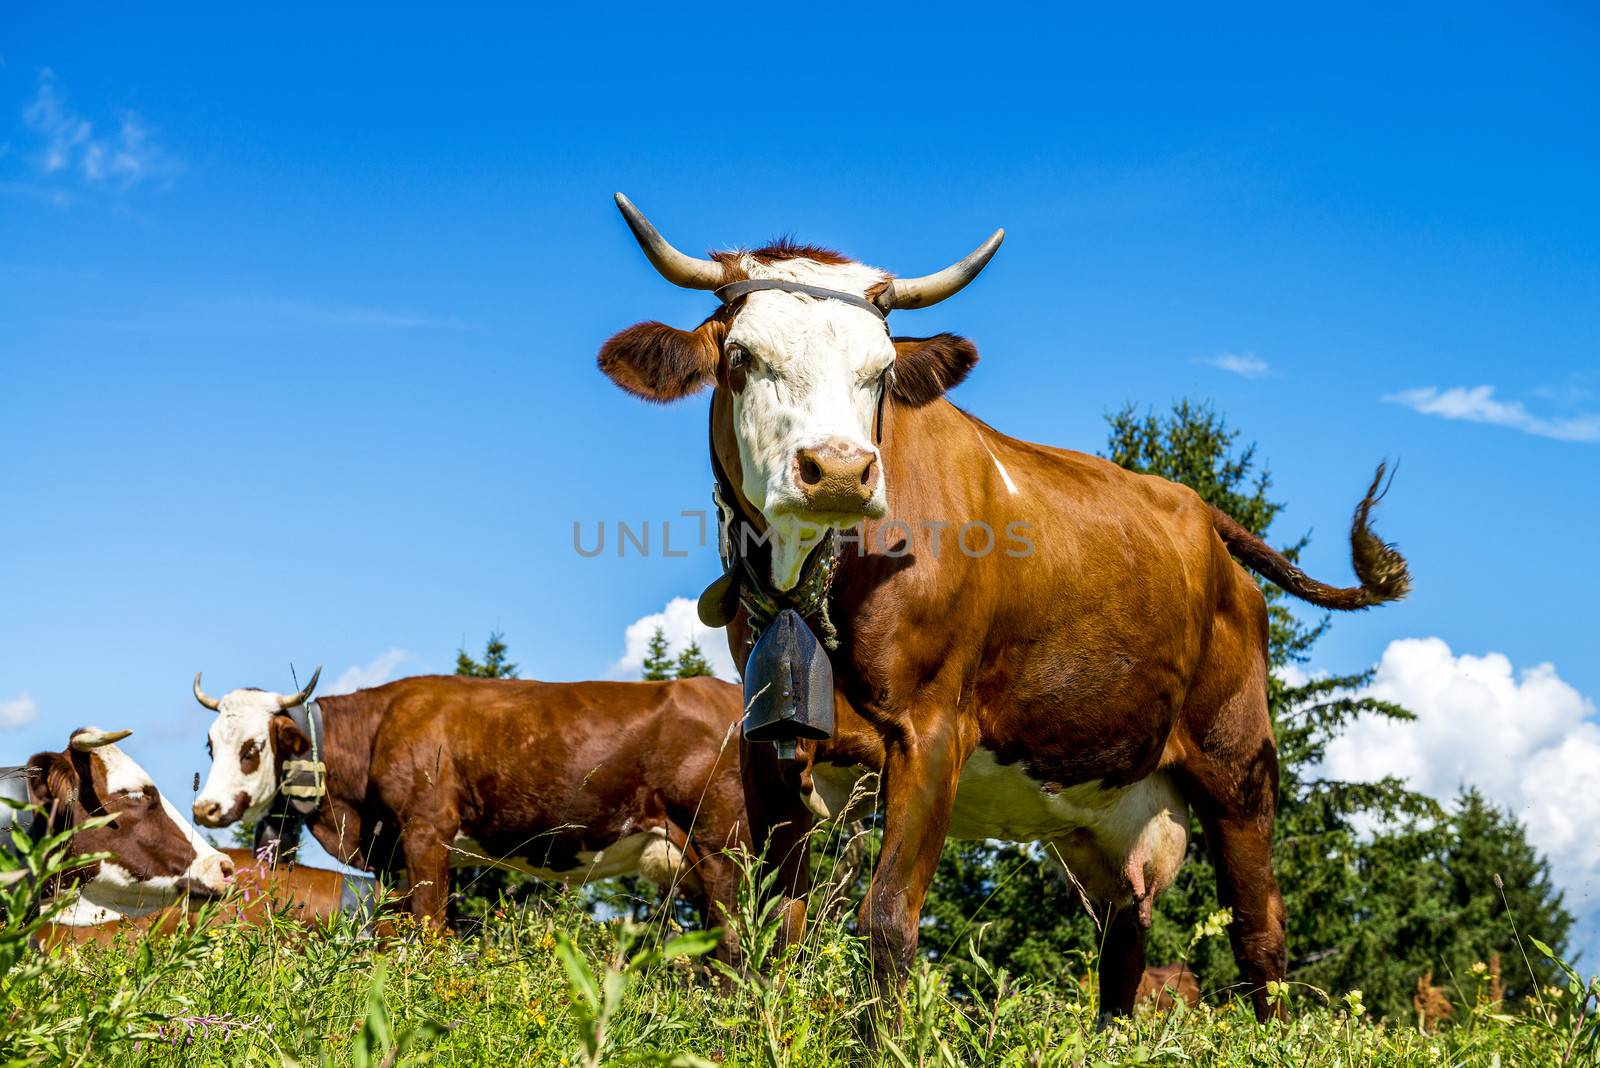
449,829,696,892
948,749,1189,911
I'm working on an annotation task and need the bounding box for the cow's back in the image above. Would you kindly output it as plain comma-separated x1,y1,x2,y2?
350,675,746,870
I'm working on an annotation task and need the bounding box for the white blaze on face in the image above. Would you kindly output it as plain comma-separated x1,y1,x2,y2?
723,254,897,589
195,689,286,827
58,735,234,923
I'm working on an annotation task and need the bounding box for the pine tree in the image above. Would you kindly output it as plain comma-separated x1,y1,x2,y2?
674,640,715,679
641,626,674,681
456,631,519,678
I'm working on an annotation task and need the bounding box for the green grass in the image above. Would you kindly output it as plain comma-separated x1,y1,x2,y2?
4,883,1597,1067
4,819,1596,1066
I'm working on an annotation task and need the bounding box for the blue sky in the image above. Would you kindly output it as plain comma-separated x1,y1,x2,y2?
2,4,1596,963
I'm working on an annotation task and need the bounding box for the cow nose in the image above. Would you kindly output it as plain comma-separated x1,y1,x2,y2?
793,439,879,512
193,799,222,826
215,854,237,883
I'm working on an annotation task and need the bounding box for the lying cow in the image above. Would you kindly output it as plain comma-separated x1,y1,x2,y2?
190,670,749,946
2,728,235,925
33,847,379,949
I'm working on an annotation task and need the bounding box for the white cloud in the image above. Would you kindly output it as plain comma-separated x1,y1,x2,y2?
20,69,177,191
0,692,38,730
1384,385,1600,443
326,649,413,696
1200,352,1270,378
1322,637,1600,948
610,597,739,682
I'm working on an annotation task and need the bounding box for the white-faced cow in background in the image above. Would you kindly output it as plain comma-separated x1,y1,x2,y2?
2,728,235,925
598,196,1411,1020
191,668,751,954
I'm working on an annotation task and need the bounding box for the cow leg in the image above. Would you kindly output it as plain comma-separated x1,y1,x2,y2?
399,828,453,928
1178,687,1286,1018
1098,903,1149,1021
739,735,813,952
1198,808,1285,1021
859,721,968,993
690,846,742,967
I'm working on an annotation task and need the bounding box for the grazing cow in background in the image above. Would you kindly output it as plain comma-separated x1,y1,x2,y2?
32,847,379,949
1,728,235,925
190,670,749,952
1136,963,1201,1011
597,196,1412,1020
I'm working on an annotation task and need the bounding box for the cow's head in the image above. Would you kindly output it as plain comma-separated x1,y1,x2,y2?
24,727,235,920
598,195,1001,589
191,668,320,828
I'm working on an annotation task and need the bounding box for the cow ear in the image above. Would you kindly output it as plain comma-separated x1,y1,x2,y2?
598,318,726,403
270,716,310,758
890,334,979,407
25,752,76,807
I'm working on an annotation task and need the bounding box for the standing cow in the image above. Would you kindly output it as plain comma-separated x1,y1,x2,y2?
596,196,1411,1020
2,728,235,925
190,671,749,947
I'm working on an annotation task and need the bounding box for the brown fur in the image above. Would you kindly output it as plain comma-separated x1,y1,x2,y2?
890,335,980,407
1137,963,1201,1010
1209,463,1411,609
602,241,1410,1022
597,318,726,403
32,849,362,950
240,675,749,957
716,387,1403,1022
24,733,214,895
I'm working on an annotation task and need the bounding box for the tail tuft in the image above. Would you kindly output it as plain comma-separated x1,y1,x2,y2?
1210,461,1412,611
1347,461,1412,606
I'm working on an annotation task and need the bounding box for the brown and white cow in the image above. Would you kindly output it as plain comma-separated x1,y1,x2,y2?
596,196,1412,1020
190,671,749,948
2,728,235,925
32,847,379,949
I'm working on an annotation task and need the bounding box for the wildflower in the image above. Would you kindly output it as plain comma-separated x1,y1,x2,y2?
1343,989,1366,1017
1470,960,1488,976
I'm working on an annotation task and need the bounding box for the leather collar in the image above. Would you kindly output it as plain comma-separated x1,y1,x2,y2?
277,698,326,817
715,278,890,324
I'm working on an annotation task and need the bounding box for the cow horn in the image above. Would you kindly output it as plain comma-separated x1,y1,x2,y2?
614,193,724,291
70,727,133,752
193,673,222,711
887,229,1006,310
278,665,322,711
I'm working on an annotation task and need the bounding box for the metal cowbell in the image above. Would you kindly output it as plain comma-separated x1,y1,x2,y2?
742,608,835,759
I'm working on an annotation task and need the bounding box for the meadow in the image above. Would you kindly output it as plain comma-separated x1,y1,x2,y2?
4,828,1596,1068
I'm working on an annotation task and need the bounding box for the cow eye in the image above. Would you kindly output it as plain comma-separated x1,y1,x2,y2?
725,344,751,370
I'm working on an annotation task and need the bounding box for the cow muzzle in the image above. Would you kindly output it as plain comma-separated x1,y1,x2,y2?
183,851,237,897
192,793,249,828
792,438,883,517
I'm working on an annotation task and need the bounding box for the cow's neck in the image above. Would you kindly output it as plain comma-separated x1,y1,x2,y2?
717,391,1006,680
296,692,383,866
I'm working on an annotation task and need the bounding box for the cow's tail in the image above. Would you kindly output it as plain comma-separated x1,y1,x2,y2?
1210,462,1412,611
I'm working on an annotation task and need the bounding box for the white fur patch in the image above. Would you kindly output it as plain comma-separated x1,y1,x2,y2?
979,438,1019,495
949,749,1188,908
196,689,289,826
724,254,896,590
450,829,695,892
